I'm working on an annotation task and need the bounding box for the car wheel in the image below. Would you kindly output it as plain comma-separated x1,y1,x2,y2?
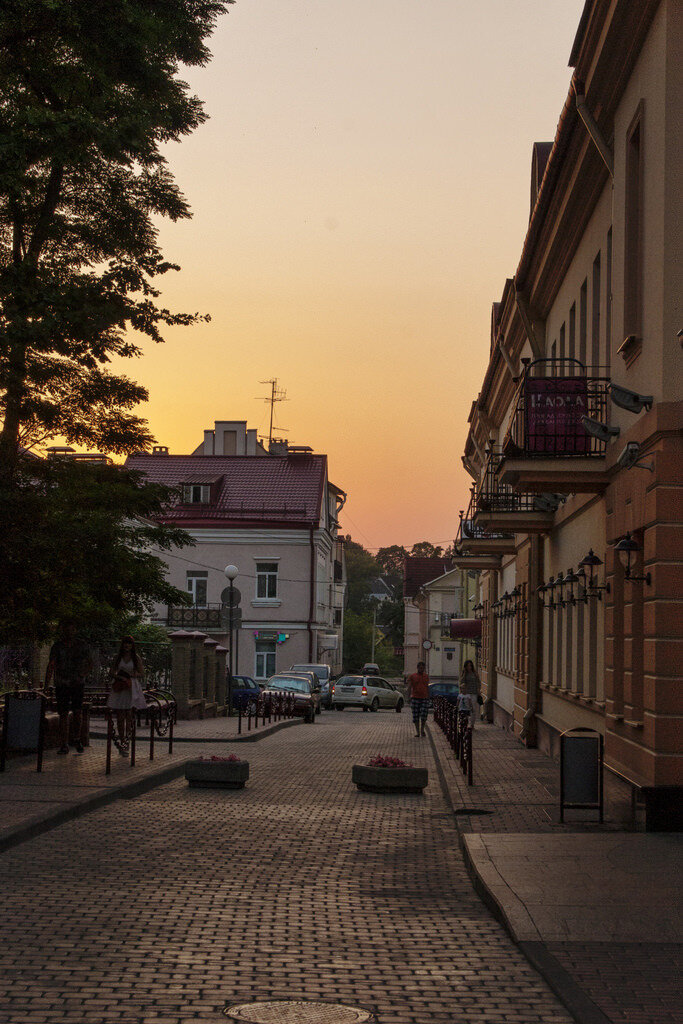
396,699,403,713
371,698,379,712
362,705,369,713
306,709,314,724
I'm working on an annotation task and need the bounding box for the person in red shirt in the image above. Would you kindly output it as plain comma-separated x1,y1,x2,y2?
406,661,430,737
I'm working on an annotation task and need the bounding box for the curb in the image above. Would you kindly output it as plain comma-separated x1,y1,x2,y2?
427,723,610,1024
1,717,303,855
88,716,302,744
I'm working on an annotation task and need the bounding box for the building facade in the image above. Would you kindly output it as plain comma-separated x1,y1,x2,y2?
403,557,479,679
455,0,682,828
127,421,347,680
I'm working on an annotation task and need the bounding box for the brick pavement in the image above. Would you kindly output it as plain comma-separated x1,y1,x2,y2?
0,709,572,1024
429,716,682,1024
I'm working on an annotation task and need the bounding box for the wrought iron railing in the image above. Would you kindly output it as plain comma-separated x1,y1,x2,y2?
166,604,223,629
476,449,548,514
502,358,611,458
457,489,515,545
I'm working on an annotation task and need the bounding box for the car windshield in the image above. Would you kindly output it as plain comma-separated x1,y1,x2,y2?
268,677,310,693
337,676,361,686
291,664,329,681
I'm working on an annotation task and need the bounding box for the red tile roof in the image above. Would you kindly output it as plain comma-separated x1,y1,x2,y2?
125,453,327,527
403,556,454,598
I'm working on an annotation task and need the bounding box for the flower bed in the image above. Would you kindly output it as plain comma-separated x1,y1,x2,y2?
352,755,427,794
185,754,249,789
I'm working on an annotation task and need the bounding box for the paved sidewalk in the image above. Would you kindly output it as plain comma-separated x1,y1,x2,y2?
0,715,300,852
0,710,572,1024
430,718,683,1024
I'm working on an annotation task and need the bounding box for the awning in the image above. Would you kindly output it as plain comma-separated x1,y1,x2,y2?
449,618,482,639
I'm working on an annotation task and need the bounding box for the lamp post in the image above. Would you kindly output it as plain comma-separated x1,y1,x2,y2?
224,564,238,710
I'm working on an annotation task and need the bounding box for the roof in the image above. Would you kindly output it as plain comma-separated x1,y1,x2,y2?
125,453,327,527
403,556,454,598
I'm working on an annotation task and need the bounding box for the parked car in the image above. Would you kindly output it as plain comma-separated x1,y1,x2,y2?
428,682,460,707
262,674,319,722
361,662,380,676
332,675,404,713
229,674,261,712
289,663,333,709
284,669,322,714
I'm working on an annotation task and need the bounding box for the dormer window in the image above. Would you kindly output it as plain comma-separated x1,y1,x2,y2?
183,483,211,504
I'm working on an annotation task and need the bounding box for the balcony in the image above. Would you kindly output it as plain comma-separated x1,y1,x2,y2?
165,604,224,631
498,358,612,494
472,449,556,534
456,492,516,557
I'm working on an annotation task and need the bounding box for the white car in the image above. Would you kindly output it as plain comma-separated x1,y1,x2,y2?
332,675,404,713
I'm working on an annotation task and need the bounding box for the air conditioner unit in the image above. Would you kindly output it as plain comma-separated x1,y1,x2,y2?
318,633,338,651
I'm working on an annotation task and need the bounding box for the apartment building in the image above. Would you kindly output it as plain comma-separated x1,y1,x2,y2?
454,0,682,829
126,421,347,679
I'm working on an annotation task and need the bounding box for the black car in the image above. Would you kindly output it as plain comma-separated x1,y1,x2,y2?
428,682,460,707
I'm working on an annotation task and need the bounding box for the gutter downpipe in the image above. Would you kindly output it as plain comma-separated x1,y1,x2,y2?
308,526,315,661
573,78,614,178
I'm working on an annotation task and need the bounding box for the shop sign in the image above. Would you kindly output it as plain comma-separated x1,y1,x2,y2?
525,377,590,454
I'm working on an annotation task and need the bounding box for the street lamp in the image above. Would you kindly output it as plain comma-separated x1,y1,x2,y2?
224,564,239,707
614,533,651,585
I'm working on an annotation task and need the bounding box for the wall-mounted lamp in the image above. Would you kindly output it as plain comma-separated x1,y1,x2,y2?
473,602,484,620
544,575,557,610
555,571,566,608
563,569,579,607
615,532,651,585
510,585,523,614
577,549,610,600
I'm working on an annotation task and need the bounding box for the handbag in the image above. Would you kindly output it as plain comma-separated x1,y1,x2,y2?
477,694,484,706
111,673,132,693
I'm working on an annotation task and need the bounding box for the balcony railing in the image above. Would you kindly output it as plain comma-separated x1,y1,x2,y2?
502,358,611,458
476,449,549,514
457,489,514,545
166,604,223,629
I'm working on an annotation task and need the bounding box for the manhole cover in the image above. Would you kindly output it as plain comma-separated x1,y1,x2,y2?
224,1000,375,1023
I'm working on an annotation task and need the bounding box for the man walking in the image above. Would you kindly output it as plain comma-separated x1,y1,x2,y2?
45,621,90,754
406,661,430,738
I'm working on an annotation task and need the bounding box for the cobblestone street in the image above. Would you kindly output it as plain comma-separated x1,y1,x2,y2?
0,711,572,1024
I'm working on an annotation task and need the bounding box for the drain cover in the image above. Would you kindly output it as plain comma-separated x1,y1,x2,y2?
224,1000,375,1023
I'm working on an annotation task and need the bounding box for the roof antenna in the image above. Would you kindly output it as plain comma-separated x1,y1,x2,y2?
256,378,288,446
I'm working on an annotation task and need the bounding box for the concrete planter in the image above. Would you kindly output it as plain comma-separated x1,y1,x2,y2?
352,764,428,794
185,759,249,789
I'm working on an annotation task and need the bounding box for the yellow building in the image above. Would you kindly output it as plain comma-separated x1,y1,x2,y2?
455,0,682,830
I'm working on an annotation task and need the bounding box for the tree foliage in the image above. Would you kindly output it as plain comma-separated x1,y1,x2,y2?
0,454,192,643
0,0,233,472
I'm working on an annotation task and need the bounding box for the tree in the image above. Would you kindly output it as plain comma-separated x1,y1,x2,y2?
0,0,233,477
0,455,192,643
342,536,379,613
410,541,444,559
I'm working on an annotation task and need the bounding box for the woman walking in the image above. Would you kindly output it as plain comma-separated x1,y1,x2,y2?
107,636,147,752
459,659,482,728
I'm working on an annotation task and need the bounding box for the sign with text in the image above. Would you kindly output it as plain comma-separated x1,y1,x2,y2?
525,377,590,454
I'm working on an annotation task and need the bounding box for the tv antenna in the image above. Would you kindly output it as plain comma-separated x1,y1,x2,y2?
256,378,288,445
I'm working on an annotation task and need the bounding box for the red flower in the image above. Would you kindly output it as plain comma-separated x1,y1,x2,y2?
367,755,413,768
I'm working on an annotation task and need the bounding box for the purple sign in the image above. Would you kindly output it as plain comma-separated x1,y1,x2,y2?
525,377,590,454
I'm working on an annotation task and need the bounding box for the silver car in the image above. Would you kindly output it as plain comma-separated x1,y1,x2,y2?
331,675,404,713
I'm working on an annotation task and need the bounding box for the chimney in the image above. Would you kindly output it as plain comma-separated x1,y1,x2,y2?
152,446,169,456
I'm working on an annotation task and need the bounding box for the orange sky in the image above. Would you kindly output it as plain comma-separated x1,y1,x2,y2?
124,0,586,550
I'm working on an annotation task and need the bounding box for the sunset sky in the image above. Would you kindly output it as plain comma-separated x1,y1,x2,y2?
129,0,586,550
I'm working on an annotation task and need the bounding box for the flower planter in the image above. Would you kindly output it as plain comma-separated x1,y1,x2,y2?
352,764,428,794
185,759,249,789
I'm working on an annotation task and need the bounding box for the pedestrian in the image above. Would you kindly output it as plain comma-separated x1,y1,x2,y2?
107,636,147,753
406,660,430,738
459,659,482,728
44,620,91,754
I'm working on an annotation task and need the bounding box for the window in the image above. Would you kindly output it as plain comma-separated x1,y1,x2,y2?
569,303,576,362
623,104,644,356
182,483,210,504
186,572,208,606
255,642,276,680
579,281,587,367
606,228,612,374
256,562,278,599
334,608,342,625
559,323,566,362
591,255,601,370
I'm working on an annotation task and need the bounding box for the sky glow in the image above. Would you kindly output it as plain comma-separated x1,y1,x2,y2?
126,0,586,549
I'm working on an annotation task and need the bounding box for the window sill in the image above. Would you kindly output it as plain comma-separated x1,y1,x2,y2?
251,599,281,608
